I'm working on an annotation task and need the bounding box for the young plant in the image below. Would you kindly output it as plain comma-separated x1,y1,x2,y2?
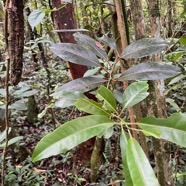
32,33,185,185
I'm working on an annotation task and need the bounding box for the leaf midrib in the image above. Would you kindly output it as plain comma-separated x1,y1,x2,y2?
122,43,167,58
123,85,148,109
35,121,114,159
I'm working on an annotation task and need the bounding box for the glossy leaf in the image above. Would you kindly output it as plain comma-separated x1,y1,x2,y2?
54,91,86,108
75,98,111,116
32,115,114,162
119,62,181,81
121,38,168,59
123,81,149,109
139,113,186,147
28,9,45,30
74,33,107,59
127,138,160,186
98,35,117,50
120,130,133,186
50,43,100,67
96,86,117,112
55,77,107,93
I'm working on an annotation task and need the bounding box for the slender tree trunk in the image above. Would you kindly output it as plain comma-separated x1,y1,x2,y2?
5,0,24,86
167,0,173,37
1,0,29,162
147,1,173,185
130,0,146,39
114,0,139,142
129,0,149,157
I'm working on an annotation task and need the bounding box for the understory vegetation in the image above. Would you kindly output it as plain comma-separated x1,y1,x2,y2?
0,0,186,186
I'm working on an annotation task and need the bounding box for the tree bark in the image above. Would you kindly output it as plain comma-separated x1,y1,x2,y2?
51,1,87,79
51,0,95,168
5,0,24,85
147,1,173,185
167,0,173,37
130,0,146,39
129,0,149,157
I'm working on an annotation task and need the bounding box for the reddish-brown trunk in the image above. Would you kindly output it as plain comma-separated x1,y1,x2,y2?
51,1,87,79
51,0,95,167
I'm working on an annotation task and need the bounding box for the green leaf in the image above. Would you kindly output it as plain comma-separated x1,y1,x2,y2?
119,62,181,81
96,86,117,112
168,74,186,85
0,136,23,148
55,77,107,93
126,138,160,186
180,10,186,18
13,82,30,95
73,33,107,59
32,115,114,162
0,88,6,96
38,103,54,119
166,98,180,112
83,67,101,77
98,35,117,50
50,43,100,67
113,89,123,104
11,99,27,110
179,37,186,45
173,51,184,60
28,9,45,30
75,98,111,116
121,38,168,59
0,128,11,143
54,91,86,108
122,81,149,109
139,113,186,147
120,130,133,186
104,126,113,139
17,90,38,98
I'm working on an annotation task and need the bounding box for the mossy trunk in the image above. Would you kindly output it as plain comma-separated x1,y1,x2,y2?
90,137,105,182
27,96,38,124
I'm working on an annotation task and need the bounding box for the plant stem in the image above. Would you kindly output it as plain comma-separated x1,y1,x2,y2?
1,57,10,186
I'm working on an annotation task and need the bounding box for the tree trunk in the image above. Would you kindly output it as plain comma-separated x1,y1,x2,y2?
147,1,173,185
130,0,146,39
5,0,24,86
129,0,149,157
51,0,95,169
167,0,173,37
1,0,29,162
51,1,87,79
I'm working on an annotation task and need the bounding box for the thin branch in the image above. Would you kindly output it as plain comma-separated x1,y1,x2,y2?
1,57,10,186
